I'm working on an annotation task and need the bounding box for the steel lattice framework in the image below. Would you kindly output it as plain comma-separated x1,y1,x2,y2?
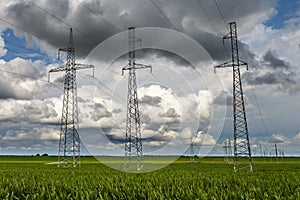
48,28,94,168
214,22,252,171
223,138,232,163
122,27,152,171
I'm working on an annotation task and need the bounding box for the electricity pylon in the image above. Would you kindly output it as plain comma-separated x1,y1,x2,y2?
223,138,232,163
122,27,152,171
190,141,195,162
214,22,253,172
48,28,94,168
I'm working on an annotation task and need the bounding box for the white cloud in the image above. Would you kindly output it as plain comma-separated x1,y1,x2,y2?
0,0,299,156
240,22,300,68
38,127,60,140
2,130,28,141
192,131,216,146
271,133,291,144
0,57,48,99
1,126,59,141
0,35,7,56
294,133,300,140
0,98,59,125
143,141,166,147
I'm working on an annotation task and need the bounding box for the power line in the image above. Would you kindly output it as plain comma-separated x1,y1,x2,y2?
100,1,132,28
0,16,62,62
0,16,42,40
0,18,123,102
196,0,220,36
0,67,63,91
75,0,122,33
214,0,228,29
249,83,269,136
122,27,152,171
27,0,92,40
214,22,252,172
148,0,180,32
48,28,94,168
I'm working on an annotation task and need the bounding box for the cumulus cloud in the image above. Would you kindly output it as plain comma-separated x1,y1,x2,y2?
0,35,7,56
270,133,291,144
0,57,48,99
213,90,232,106
192,131,216,146
263,50,291,70
77,83,214,154
0,0,300,156
295,133,300,140
0,98,59,125
1,127,59,144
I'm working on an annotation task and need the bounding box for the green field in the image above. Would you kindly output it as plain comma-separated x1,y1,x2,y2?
0,156,299,199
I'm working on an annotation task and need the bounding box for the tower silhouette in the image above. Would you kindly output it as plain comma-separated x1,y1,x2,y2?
48,28,94,167
214,22,252,171
122,27,152,171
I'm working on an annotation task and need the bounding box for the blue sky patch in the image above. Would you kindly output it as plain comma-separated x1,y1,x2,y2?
1,28,54,64
265,0,300,29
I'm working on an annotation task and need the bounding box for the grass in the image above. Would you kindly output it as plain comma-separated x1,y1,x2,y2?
0,156,299,199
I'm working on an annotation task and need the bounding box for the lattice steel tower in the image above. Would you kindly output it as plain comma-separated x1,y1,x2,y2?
48,28,94,168
214,22,252,171
122,27,152,171
223,138,232,163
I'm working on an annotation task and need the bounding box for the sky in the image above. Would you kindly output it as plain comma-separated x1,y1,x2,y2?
0,0,299,157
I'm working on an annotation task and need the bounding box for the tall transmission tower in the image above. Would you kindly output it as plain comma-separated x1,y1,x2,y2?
214,22,253,172
122,27,152,171
48,28,94,168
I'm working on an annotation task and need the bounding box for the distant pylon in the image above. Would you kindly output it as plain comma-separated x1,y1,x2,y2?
223,138,232,163
122,27,152,171
214,22,253,172
190,141,195,162
48,28,94,168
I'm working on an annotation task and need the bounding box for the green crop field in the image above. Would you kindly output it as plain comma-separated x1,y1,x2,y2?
0,156,299,199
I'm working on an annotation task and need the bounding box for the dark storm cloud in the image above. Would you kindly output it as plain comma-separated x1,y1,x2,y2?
112,108,122,114
4,0,113,56
138,49,192,67
3,0,275,61
159,108,180,118
244,50,297,91
139,95,161,106
92,102,112,121
246,71,296,86
53,75,65,84
263,50,290,69
0,82,18,99
213,90,232,106
6,1,68,48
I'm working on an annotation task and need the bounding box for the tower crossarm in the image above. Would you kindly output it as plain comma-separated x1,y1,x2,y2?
238,61,248,70
59,47,74,53
48,64,94,82
48,66,65,82
74,64,95,77
214,61,232,73
49,66,66,73
58,47,75,54
122,63,152,75
214,60,248,73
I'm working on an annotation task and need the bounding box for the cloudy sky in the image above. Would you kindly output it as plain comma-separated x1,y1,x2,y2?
0,0,299,157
